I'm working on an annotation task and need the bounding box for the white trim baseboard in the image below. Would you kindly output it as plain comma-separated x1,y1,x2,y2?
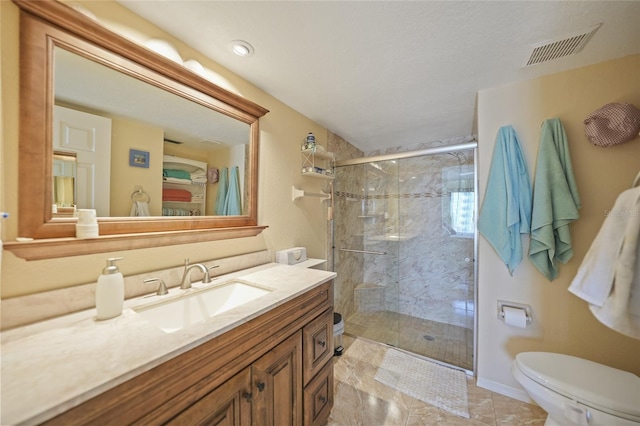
476,376,534,404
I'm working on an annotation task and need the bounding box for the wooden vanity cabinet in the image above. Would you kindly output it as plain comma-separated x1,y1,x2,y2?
168,331,303,426
43,281,334,426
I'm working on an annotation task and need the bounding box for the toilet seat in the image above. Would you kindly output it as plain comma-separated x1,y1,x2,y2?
515,352,640,421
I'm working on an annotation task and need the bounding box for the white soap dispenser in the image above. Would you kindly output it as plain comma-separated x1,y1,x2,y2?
95,257,124,320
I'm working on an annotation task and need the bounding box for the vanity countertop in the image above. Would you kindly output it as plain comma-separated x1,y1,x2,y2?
0,263,336,425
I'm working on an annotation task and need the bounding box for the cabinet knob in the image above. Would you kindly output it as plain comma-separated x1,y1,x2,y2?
256,382,265,392
243,392,252,402
319,395,327,404
318,340,326,348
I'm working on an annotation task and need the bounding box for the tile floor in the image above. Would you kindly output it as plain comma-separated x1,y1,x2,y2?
328,335,547,426
345,311,474,371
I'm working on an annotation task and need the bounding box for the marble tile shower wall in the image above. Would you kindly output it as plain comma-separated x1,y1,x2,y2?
332,165,365,320
328,132,364,320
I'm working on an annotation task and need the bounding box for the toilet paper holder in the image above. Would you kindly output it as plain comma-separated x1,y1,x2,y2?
497,300,532,325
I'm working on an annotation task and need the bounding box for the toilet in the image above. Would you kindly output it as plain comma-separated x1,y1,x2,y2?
512,352,640,426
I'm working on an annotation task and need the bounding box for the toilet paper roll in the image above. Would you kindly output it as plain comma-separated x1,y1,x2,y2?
503,306,528,328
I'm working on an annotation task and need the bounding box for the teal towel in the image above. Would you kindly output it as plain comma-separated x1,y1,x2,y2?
223,166,242,215
478,126,532,275
529,118,581,281
163,169,191,180
214,167,228,215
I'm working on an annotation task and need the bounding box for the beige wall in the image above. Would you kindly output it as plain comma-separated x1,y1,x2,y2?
1,0,330,298
477,54,640,400
110,116,165,216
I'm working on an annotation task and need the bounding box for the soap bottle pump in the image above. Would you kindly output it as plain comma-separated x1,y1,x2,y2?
96,257,124,320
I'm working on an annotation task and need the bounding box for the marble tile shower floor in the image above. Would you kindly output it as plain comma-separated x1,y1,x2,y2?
344,311,473,371
328,335,547,426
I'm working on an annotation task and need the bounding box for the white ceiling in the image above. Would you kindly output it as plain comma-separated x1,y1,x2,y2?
118,1,640,153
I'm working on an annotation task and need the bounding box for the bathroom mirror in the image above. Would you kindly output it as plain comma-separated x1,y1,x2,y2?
7,0,269,260
53,46,251,218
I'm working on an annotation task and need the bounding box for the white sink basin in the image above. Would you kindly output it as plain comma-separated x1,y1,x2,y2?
134,280,272,333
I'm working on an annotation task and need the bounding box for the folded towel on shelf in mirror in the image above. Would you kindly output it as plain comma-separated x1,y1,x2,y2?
163,169,191,180
162,188,192,202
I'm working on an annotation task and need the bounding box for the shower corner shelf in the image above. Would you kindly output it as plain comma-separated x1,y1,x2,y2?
301,147,335,179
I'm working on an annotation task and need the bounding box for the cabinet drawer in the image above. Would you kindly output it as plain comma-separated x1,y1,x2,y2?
303,359,333,426
302,308,334,385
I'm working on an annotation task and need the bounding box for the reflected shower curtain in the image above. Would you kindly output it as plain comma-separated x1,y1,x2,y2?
54,176,74,206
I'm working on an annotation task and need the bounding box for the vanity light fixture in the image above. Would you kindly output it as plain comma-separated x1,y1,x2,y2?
230,40,254,57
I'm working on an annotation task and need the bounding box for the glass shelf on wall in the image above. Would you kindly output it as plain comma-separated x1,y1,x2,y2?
301,170,335,179
301,148,335,161
301,146,335,179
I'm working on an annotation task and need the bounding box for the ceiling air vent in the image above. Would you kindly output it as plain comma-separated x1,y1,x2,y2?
523,24,602,67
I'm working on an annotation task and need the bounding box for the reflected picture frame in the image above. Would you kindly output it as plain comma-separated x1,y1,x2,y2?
129,149,150,168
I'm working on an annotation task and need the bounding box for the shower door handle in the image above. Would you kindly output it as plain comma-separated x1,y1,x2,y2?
339,248,387,255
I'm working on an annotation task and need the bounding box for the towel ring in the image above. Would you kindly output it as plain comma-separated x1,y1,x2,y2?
131,189,151,203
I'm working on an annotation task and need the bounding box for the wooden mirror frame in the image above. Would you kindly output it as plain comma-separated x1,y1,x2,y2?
5,0,269,260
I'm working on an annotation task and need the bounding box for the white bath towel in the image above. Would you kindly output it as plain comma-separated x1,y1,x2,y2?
130,201,151,217
568,186,640,339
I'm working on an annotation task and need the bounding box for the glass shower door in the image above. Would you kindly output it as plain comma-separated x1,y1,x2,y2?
333,160,401,349
395,151,475,370
333,148,476,371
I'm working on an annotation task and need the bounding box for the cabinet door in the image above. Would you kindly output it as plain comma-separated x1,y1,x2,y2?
252,331,303,426
167,367,252,426
302,308,334,386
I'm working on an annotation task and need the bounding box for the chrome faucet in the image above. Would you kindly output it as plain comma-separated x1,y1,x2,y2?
180,258,218,289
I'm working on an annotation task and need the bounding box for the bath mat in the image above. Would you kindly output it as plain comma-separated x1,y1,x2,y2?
375,348,470,418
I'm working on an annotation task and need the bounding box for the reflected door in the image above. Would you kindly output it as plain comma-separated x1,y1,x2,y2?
53,105,112,216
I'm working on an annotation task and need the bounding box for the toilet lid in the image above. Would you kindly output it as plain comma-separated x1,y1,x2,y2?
515,352,640,419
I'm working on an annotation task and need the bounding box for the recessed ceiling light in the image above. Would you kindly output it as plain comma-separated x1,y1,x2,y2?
230,40,254,57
